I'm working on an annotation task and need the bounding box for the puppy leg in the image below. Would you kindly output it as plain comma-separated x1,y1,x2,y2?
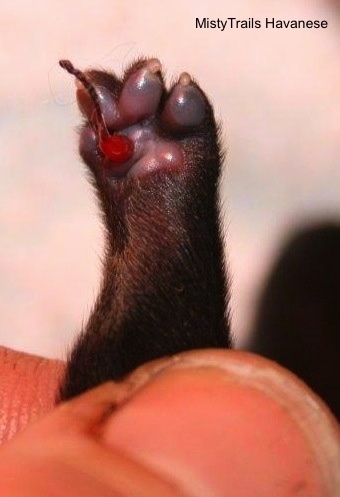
58,59,230,401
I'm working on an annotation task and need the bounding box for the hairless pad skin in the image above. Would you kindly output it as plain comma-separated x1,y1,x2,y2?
59,58,210,179
58,58,229,400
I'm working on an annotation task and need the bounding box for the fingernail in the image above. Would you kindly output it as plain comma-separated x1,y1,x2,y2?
102,349,340,497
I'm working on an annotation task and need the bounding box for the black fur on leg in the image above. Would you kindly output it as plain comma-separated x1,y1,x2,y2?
58,60,230,401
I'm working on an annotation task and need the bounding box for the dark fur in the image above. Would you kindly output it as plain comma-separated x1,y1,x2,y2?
58,67,230,401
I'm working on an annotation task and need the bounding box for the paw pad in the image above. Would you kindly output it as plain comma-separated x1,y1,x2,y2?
60,58,211,180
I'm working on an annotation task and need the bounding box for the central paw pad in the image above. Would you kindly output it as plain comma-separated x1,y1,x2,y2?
60,58,210,180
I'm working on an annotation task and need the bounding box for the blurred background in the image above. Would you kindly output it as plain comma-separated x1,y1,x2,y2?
0,0,339,359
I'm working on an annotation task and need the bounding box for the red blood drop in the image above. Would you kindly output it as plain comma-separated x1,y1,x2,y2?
99,135,134,164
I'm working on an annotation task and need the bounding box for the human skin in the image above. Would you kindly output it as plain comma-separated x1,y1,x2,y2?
0,346,339,497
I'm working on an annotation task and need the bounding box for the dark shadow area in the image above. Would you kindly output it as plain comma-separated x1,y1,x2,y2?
246,221,340,419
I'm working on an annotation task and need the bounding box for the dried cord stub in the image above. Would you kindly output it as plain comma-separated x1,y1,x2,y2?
59,59,134,164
